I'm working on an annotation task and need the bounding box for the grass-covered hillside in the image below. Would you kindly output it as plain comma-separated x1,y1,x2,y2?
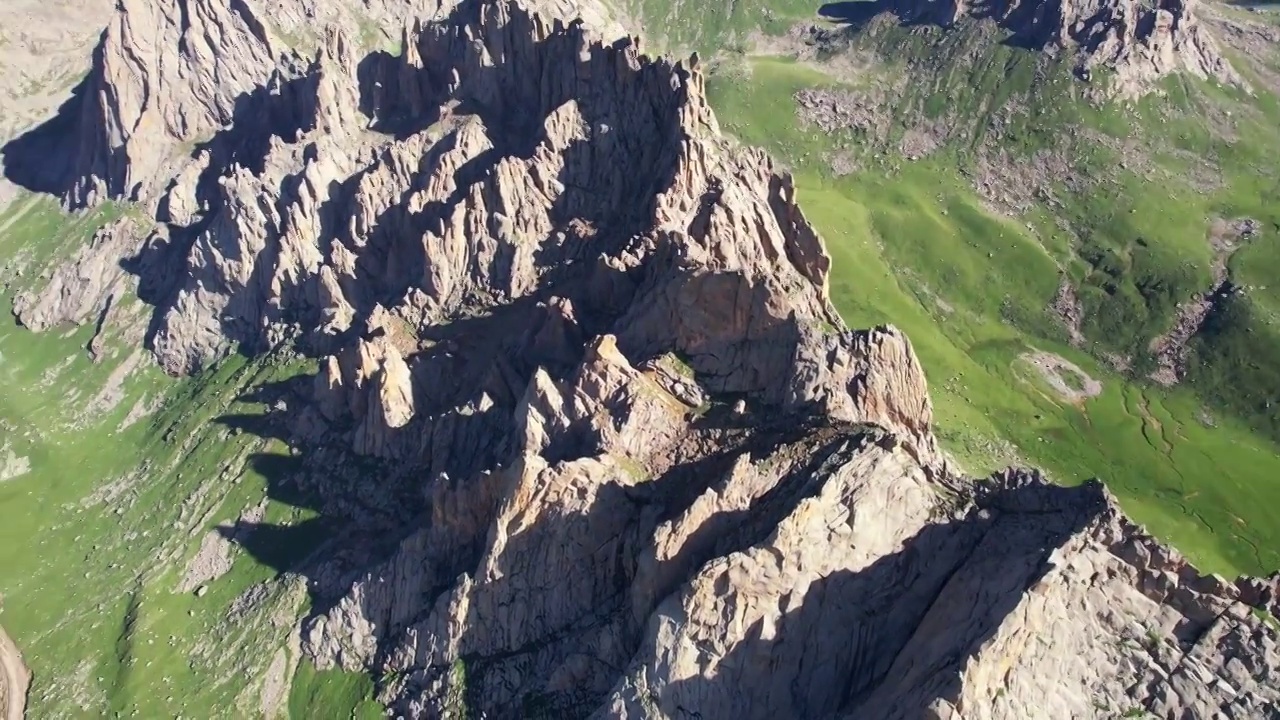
0,195,380,717
625,2,1280,576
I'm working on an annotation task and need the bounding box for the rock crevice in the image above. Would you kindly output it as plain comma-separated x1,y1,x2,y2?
4,0,1277,717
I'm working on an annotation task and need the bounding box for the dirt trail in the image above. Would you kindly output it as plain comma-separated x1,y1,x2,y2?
0,623,30,720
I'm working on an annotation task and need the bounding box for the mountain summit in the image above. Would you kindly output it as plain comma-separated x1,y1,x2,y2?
0,0,1277,717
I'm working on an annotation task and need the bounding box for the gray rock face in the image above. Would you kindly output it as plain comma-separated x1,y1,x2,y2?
69,0,279,205
0,0,114,149
38,0,628,209
604,466,1280,720
7,0,1278,718
11,217,141,331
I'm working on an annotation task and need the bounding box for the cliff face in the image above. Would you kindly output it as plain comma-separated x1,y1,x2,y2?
602,471,1280,720
68,0,279,206
6,0,1279,717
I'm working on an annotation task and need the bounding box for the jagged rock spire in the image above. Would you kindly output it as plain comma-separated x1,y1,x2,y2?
6,0,1277,717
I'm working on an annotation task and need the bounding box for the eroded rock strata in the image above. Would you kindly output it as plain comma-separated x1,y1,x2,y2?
7,0,1280,717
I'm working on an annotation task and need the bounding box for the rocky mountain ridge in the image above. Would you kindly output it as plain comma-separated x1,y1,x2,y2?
866,0,1245,97
2,0,1278,717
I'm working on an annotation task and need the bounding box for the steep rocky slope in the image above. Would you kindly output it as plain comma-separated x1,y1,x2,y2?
0,624,31,720
0,0,115,208
3,0,1279,717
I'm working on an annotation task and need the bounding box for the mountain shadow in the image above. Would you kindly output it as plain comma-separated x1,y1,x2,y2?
1,46,99,199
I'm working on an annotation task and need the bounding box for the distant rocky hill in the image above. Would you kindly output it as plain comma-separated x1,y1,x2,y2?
2,0,1279,717
856,0,1245,97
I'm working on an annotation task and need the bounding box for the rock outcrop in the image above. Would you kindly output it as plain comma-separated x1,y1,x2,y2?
1148,217,1259,386
69,0,280,206
19,0,631,210
0,624,30,720
603,470,1280,720
0,0,115,150
12,217,141,331
5,0,1279,718
883,0,1245,97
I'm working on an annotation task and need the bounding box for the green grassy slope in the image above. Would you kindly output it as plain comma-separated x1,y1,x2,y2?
706,53,1280,575
622,0,817,53
0,195,378,717
288,659,385,720
849,18,1280,437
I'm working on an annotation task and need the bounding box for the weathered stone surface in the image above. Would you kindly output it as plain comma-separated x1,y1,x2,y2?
12,217,140,331
351,337,417,458
0,623,31,720
604,471,1280,720
0,0,114,159
70,0,279,205
5,0,1277,718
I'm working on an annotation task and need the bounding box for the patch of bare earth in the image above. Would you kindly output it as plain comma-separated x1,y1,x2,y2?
964,147,1089,216
1019,351,1103,402
898,117,950,160
1148,217,1259,385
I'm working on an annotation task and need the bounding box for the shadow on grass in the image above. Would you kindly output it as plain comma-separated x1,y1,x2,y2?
819,0,894,25
816,0,1072,50
211,372,429,614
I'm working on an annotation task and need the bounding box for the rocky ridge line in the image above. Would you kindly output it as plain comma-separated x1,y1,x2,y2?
3,0,1279,717
879,0,1245,97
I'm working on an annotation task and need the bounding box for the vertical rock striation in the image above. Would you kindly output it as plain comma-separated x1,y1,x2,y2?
5,0,1277,717
70,0,279,205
